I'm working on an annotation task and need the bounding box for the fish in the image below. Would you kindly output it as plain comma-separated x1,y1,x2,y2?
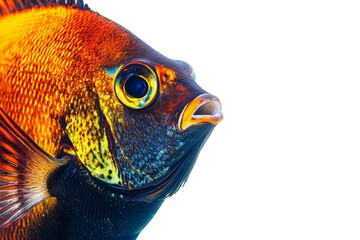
0,0,223,239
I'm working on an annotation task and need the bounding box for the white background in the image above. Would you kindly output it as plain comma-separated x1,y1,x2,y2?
87,1,360,239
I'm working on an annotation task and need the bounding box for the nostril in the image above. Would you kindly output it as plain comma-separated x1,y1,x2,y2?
194,100,222,117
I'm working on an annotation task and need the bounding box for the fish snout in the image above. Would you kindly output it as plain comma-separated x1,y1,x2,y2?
178,93,223,131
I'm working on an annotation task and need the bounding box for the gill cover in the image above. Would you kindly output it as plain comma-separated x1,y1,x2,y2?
63,87,123,185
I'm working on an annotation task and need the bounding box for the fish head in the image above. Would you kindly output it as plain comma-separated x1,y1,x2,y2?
62,19,222,202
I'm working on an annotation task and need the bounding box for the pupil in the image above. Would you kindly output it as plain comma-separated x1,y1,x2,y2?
124,76,148,98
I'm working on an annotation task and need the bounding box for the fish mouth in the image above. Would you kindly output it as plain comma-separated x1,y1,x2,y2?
178,93,223,131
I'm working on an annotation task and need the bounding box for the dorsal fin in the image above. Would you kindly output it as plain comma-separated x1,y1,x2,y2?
0,0,90,15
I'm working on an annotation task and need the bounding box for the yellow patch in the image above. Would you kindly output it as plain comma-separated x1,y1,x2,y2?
65,87,122,185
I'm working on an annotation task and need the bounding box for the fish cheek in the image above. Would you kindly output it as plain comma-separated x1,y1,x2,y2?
61,87,123,185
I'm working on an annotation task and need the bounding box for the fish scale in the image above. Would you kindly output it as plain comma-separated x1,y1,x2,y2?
1,8,75,153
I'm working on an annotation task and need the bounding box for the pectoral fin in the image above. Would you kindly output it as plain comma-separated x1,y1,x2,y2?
0,109,69,229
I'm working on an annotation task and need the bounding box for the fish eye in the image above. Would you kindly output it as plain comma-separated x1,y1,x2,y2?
114,62,158,109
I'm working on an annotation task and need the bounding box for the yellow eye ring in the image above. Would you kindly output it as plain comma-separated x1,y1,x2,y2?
114,61,158,109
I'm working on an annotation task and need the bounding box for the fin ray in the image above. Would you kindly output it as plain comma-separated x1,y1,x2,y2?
0,0,90,16
0,108,68,229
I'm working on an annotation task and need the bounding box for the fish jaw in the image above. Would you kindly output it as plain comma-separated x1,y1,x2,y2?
178,93,223,131
102,124,215,202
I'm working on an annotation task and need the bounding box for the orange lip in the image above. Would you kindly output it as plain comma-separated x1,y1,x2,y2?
178,93,223,131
